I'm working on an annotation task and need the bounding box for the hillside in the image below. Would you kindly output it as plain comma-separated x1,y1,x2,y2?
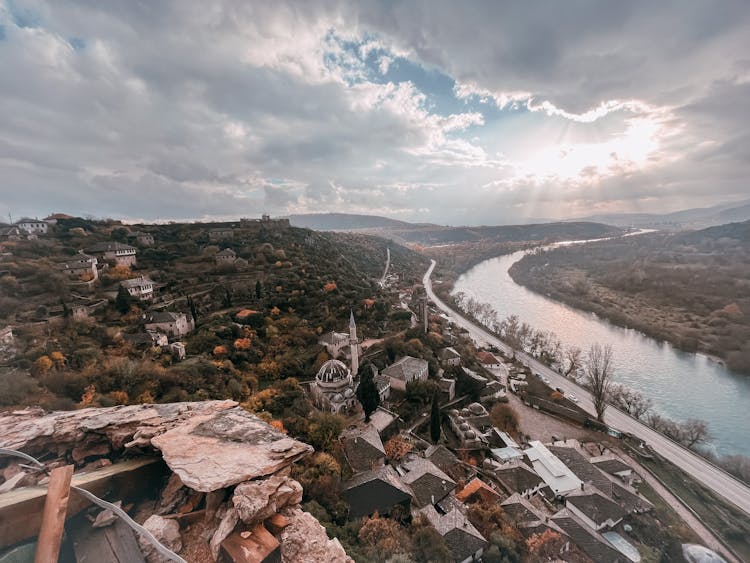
0,219,428,410
509,221,750,372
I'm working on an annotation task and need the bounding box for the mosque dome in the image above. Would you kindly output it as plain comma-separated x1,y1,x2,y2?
316,359,351,384
344,388,355,398
332,393,344,403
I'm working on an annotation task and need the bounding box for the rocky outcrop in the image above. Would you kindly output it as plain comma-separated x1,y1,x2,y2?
0,401,349,563
279,507,353,563
233,475,303,524
0,401,312,491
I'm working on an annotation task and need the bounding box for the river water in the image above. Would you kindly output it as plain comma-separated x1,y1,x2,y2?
453,246,750,457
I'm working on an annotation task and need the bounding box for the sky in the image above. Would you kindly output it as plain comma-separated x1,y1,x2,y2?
1,1,750,226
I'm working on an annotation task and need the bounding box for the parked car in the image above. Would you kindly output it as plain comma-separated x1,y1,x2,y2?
568,393,579,403
555,387,564,394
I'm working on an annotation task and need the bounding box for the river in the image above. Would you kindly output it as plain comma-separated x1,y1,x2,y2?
453,245,750,457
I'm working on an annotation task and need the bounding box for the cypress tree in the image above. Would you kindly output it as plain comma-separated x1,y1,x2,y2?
356,365,380,422
430,391,441,443
115,285,133,314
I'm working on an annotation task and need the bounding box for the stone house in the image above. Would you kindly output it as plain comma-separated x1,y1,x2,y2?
381,356,429,392
121,276,154,301
214,248,237,266
144,312,194,339
438,347,461,366
342,465,413,520
59,253,98,282
87,242,137,267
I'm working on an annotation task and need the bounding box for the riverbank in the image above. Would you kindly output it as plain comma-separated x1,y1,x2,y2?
507,242,750,375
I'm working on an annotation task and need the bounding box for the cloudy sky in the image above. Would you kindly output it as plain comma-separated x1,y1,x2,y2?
2,1,750,225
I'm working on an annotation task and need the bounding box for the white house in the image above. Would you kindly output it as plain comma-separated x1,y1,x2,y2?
15,218,48,234
121,276,154,301
214,248,237,265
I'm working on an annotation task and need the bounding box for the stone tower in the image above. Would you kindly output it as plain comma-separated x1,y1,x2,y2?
349,310,359,376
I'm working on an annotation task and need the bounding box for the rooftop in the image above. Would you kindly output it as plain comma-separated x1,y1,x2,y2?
400,457,456,508
382,356,428,381
525,441,583,495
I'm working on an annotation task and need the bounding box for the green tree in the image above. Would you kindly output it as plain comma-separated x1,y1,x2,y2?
115,284,133,314
307,412,345,452
430,391,441,443
356,365,380,422
255,279,263,300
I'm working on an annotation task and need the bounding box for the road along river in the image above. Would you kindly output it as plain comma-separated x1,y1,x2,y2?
452,247,750,458
423,260,750,517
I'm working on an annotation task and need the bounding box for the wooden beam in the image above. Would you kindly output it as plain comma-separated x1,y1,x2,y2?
0,458,166,548
34,465,74,563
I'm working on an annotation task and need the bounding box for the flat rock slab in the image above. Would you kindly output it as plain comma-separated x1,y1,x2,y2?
152,409,312,492
0,401,312,493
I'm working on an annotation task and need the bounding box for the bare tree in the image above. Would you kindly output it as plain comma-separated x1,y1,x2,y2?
585,344,614,422
610,384,653,420
678,418,711,448
563,346,582,377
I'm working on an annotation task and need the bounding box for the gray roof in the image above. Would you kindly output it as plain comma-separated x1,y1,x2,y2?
121,276,153,289
146,311,182,324
400,457,456,508
341,425,386,472
500,493,542,523
374,372,391,392
566,490,627,526
548,445,614,497
342,465,413,520
495,461,544,494
551,508,626,562
382,356,428,381
421,505,487,562
424,445,461,475
608,479,653,513
343,464,411,496
591,458,634,476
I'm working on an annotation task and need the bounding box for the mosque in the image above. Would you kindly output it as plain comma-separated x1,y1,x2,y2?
310,312,360,414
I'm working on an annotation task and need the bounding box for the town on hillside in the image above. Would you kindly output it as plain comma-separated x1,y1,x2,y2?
0,215,741,563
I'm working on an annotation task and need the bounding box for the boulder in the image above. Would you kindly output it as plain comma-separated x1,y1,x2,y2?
232,476,303,524
279,507,353,563
139,514,182,563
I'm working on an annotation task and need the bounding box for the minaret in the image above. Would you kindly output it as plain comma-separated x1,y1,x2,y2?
349,310,359,376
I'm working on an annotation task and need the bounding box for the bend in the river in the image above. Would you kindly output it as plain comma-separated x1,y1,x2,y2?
453,243,750,458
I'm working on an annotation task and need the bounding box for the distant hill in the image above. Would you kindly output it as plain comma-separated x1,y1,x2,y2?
574,198,750,230
287,213,429,231
675,219,750,244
